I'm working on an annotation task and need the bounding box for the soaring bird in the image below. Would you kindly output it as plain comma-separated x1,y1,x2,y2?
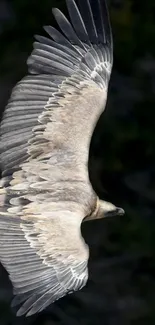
0,0,124,317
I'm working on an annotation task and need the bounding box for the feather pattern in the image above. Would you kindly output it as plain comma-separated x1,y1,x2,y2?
0,0,113,317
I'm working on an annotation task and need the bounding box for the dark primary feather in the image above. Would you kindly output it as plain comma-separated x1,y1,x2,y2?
52,8,86,50
66,0,90,44
77,0,98,43
0,0,113,317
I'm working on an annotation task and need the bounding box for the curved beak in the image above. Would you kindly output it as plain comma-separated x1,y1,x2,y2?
105,207,125,218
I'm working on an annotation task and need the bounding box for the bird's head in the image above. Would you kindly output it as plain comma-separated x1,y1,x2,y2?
97,200,125,219
84,199,124,221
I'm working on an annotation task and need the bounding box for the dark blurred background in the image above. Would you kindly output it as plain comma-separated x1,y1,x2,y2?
0,0,155,324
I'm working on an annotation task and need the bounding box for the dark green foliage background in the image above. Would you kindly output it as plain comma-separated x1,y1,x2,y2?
0,0,155,324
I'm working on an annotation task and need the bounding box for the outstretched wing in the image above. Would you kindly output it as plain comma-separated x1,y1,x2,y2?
0,209,89,316
0,0,113,316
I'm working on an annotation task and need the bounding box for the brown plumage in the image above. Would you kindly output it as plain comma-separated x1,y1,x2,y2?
0,0,124,317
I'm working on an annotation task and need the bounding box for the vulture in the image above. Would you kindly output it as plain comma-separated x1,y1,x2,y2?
0,0,124,317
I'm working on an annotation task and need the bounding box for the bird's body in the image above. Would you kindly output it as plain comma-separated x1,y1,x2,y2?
0,0,124,316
